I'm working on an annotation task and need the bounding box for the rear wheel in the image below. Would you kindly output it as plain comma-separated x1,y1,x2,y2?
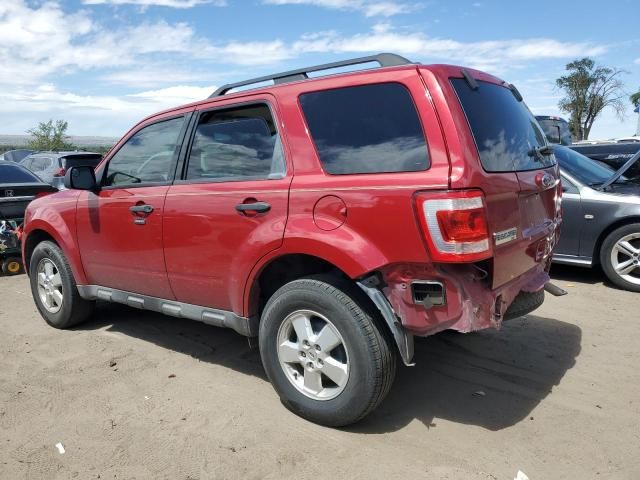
29,241,95,328
600,223,640,292
259,275,396,427
1,257,23,275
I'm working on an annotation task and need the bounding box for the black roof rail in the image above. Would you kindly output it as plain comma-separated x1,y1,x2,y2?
209,52,413,98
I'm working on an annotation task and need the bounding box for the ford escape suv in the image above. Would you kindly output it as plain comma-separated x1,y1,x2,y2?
22,53,561,426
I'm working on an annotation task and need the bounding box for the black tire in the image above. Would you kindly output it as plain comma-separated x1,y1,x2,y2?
259,275,396,427
2,257,23,275
29,241,95,329
600,223,640,292
503,289,545,321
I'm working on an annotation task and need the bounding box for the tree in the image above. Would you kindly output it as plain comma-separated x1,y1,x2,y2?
26,119,75,151
631,88,640,109
556,58,626,140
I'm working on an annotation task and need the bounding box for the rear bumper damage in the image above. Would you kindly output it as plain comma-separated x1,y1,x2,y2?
358,262,552,366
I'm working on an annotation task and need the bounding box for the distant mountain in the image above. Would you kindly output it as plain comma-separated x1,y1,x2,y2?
0,134,118,147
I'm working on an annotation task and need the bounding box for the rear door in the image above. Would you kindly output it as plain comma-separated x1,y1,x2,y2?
447,75,560,288
163,96,291,314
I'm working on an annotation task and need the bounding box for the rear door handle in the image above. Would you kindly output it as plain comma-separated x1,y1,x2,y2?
235,201,271,214
129,204,154,215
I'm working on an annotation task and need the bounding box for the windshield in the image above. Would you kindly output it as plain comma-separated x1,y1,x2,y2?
0,163,41,184
554,146,626,185
452,79,555,172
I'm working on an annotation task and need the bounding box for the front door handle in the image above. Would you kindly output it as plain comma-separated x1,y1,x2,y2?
130,204,154,215
235,201,271,214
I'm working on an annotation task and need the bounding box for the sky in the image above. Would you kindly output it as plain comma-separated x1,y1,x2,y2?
1,0,638,140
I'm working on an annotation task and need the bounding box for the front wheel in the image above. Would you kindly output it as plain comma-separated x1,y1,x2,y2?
259,276,396,427
29,241,95,328
600,223,640,292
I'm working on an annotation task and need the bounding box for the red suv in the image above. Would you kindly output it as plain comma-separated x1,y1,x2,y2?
22,53,561,426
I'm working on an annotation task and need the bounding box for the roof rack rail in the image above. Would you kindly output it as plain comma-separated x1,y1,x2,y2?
209,52,413,98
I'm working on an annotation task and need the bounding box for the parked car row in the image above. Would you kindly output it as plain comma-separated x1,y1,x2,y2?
0,149,102,189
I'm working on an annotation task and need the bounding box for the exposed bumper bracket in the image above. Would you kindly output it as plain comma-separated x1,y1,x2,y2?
357,280,415,367
544,282,568,297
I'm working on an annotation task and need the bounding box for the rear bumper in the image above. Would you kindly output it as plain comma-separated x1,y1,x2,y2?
379,261,550,337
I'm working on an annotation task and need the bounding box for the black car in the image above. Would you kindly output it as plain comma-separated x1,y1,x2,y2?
570,142,640,178
553,146,640,291
0,161,56,274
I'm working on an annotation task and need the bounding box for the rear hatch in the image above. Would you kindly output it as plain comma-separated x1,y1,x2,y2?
0,163,56,220
450,76,560,288
61,154,102,170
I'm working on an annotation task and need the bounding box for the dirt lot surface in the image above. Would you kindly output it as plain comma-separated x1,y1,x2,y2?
1,266,638,480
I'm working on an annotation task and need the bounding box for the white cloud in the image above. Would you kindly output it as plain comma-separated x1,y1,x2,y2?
83,0,226,7
635,58,640,64
263,0,413,17
0,1,203,86
129,85,215,102
285,28,607,72
0,84,215,136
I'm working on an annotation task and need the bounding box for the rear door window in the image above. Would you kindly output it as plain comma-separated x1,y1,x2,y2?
300,83,429,175
452,79,555,172
186,103,285,181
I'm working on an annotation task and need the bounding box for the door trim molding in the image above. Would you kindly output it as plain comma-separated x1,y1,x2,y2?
551,253,592,267
76,285,257,336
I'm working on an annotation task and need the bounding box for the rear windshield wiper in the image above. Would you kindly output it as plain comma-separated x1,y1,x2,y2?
527,145,554,159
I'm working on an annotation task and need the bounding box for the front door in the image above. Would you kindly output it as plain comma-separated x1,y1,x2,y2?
163,98,290,314
555,174,582,256
76,115,189,299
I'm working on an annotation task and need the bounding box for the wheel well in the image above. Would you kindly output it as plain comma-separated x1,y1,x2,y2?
24,230,57,274
249,254,350,318
592,217,640,265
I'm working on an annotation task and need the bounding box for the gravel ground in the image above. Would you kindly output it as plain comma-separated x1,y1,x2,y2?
0,266,638,480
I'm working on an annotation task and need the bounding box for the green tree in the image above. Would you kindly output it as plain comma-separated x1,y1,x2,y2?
631,88,640,109
26,119,75,151
556,58,626,140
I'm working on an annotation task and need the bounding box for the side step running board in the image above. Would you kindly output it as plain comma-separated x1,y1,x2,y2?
76,285,258,337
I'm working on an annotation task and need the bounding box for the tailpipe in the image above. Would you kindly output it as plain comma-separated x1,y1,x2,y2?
544,282,568,297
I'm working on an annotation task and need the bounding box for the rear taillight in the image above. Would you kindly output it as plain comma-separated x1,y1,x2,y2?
53,168,66,177
416,190,492,262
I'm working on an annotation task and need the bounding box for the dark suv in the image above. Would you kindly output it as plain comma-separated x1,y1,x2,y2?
22,54,561,426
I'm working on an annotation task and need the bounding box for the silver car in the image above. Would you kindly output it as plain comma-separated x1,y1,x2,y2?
21,151,102,189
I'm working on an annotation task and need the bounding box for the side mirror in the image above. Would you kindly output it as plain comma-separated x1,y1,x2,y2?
64,166,98,191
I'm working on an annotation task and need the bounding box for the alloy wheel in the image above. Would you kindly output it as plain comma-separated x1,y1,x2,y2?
276,309,350,401
610,233,640,286
36,258,64,313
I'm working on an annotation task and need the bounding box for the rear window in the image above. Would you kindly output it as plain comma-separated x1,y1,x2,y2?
452,79,555,172
300,83,429,174
0,163,41,184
